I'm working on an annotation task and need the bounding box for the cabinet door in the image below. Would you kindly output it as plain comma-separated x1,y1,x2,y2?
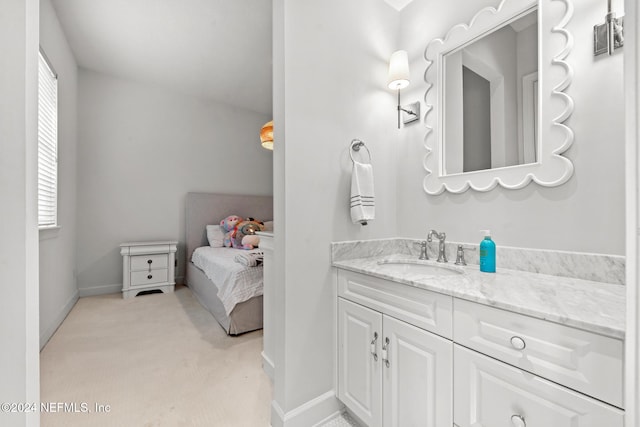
454,344,624,427
382,315,453,427
338,298,383,427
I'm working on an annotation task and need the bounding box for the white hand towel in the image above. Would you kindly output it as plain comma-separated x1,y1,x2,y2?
350,161,375,225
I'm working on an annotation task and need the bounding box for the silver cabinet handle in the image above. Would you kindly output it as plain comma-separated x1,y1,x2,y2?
510,336,526,351
381,337,390,368
370,332,378,361
511,414,526,427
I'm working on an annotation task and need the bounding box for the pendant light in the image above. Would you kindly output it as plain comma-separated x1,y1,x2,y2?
260,120,274,150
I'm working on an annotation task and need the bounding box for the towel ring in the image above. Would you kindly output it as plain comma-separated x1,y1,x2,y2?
350,139,372,164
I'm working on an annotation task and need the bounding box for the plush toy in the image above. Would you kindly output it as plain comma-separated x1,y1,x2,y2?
242,234,261,248
220,215,243,247
232,219,265,249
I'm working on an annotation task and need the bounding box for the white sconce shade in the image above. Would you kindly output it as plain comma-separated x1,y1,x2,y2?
387,50,410,90
387,50,419,128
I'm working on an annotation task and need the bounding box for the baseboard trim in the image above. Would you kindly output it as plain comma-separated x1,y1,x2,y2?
40,290,79,350
261,351,275,382
271,400,285,427
78,284,122,297
271,390,342,427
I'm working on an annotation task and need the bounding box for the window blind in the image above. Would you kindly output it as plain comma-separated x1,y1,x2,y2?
38,51,58,228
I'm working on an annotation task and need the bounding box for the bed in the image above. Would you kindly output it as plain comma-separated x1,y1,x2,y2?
185,192,273,335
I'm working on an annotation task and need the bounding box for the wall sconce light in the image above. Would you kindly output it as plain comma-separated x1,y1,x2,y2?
594,0,624,56
388,50,420,129
260,120,273,150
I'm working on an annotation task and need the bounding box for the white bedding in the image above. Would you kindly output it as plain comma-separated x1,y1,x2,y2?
191,247,263,315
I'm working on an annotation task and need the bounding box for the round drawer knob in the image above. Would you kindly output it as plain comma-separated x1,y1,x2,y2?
511,414,526,427
147,274,153,280
147,259,153,264
510,336,526,350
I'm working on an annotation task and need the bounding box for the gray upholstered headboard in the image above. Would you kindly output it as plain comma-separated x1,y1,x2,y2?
185,192,273,262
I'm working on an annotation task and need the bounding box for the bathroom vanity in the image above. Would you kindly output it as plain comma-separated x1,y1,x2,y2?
332,240,625,427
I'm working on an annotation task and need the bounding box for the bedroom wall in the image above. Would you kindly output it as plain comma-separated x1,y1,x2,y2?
76,69,273,295
396,0,625,255
0,0,40,424
39,0,79,349
273,0,399,422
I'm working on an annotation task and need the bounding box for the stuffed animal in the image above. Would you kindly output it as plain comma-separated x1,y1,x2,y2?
220,215,243,247
232,219,265,249
242,234,260,248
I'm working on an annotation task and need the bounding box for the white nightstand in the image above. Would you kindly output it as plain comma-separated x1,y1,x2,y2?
120,241,178,299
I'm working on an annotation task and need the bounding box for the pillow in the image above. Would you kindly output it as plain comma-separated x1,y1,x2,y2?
206,224,225,247
263,221,274,232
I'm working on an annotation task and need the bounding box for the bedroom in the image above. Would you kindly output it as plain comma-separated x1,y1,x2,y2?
2,0,640,427
11,0,275,425
40,0,276,423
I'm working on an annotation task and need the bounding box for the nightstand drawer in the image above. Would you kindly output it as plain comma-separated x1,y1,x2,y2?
130,254,169,271
453,298,623,407
131,269,168,286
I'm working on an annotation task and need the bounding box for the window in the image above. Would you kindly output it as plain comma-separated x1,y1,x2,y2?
37,51,58,228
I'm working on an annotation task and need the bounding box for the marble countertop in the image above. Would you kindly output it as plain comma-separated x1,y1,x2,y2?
333,254,626,339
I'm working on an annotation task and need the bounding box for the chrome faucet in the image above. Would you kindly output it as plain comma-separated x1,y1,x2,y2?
427,229,448,263
454,244,476,266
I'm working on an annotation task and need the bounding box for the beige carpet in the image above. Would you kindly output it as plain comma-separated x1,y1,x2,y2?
40,285,272,427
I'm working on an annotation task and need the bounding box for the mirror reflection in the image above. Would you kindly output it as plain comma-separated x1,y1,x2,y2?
444,9,538,175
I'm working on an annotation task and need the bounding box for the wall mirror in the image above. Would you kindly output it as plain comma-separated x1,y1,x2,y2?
423,0,574,194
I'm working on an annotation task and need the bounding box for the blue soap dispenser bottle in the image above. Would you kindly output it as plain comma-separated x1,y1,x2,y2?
479,230,496,273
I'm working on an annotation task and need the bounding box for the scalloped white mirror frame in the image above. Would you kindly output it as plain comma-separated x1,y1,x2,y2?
423,0,574,195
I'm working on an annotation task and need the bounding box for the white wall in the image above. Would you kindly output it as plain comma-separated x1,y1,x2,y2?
397,0,625,255
76,69,273,295
39,0,79,349
273,0,399,422
625,0,639,422
0,0,40,425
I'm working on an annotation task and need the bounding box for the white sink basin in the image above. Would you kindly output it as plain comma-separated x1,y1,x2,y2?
377,260,463,277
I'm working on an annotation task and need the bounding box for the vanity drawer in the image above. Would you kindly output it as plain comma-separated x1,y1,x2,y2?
337,269,452,339
130,254,169,271
453,344,623,427
131,269,168,286
453,298,623,407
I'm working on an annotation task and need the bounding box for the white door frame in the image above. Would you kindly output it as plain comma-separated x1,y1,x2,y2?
625,0,639,425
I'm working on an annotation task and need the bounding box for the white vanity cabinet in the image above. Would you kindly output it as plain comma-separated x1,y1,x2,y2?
453,344,624,426
335,267,624,427
453,298,624,408
452,298,624,427
337,270,453,427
